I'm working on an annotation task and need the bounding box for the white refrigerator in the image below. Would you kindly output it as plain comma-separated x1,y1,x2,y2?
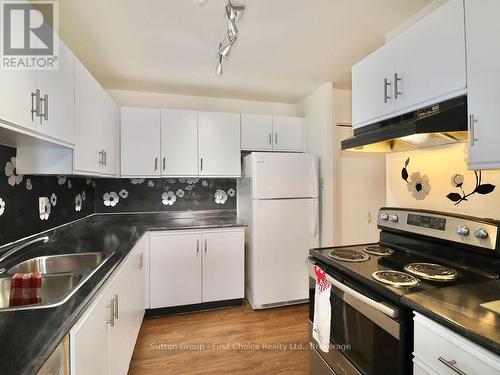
238,152,320,309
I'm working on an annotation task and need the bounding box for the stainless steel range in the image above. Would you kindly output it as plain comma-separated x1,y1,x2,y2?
308,208,500,375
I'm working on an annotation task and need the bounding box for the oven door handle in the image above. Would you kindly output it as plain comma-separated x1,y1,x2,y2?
311,263,398,319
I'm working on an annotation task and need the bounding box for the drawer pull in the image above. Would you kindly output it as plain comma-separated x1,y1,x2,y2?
438,356,467,375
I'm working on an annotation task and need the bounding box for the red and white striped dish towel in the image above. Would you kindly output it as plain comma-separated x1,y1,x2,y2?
9,272,42,307
312,265,332,353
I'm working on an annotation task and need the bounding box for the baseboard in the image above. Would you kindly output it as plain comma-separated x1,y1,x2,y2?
145,298,244,318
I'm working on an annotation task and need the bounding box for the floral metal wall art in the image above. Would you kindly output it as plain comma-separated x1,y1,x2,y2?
401,158,431,201
446,171,495,205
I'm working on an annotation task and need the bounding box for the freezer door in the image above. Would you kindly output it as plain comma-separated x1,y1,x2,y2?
250,198,320,307
252,153,319,199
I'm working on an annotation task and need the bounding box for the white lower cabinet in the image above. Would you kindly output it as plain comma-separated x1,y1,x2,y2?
148,228,245,308
70,236,145,375
413,313,500,375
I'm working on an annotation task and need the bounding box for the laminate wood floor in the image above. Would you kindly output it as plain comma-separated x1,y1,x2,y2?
128,302,310,375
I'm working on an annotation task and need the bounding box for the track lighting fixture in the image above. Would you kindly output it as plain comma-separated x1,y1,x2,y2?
215,1,245,76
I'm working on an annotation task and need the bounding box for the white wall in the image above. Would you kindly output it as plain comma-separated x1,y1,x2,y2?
107,89,297,116
296,83,334,246
386,143,500,219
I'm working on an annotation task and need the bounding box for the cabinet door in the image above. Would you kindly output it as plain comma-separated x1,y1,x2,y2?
70,288,110,375
35,38,75,145
0,69,36,131
100,96,119,176
161,109,198,176
128,238,146,344
198,112,241,177
393,0,466,112
466,0,500,169
121,107,161,176
202,229,244,302
74,61,106,175
149,232,202,308
272,116,305,151
241,114,273,151
351,41,395,128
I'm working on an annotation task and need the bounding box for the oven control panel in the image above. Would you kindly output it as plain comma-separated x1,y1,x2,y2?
378,208,499,251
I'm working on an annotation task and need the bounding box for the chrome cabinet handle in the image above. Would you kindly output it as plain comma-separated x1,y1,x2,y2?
274,133,278,144
138,252,144,270
196,239,200,255
204,239,207,253
114,294,119,319
394,73,402,100
383,78,392,103
39,94,48,123
98,150,103,166
107,299,115,327
268,133,272,145
154,157,158,171
438,357,467,375
103,151,107,166
469,114,478,146
200,157,203,172
163,157,166,171
31,90,41,121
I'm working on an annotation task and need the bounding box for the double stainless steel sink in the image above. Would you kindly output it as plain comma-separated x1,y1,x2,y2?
0,251,113,311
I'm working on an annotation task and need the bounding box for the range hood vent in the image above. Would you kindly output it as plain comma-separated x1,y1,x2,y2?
341,96,468,152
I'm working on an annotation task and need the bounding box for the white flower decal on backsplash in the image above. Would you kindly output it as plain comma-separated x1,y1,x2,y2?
26,178,32,190
75,194,83,212
57,176,67,186
130,178,145,185
82,191,86,201
67,179,72,189
162,191,176,206
103,192,119,207
5,157,23,186
214,189,228,204
0,198,5,216
227,188,235,197
119,189,129,199
401,158,431,201
39,197,51,220
176,189,185,198
50,193,57,207
202,180,208,187
148,180,155,187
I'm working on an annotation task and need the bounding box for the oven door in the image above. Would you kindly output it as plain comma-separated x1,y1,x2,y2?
309,260,406,375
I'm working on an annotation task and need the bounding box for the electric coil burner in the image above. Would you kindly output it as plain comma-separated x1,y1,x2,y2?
372,270,420,287
328,249,370,262
309,208,500,375
364,245,394,256
404,262,459,281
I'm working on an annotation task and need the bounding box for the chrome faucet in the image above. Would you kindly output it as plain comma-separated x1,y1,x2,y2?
0,236,50,268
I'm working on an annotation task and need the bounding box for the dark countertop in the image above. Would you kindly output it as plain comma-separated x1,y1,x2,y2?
402,280,500,355
0,210,245,375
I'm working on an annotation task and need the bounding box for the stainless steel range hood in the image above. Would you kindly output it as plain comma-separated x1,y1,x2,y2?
341,96,468,152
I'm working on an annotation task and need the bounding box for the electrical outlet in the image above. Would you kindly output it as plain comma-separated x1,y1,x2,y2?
39,197,48,215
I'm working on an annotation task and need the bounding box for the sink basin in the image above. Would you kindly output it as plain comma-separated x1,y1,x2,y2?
0,273,83,309
7,252,105,275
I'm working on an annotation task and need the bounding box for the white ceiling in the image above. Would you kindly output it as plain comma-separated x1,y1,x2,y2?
59,0,432,103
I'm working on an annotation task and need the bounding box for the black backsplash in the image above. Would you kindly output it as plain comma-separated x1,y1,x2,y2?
0,145,237,246
0,145,94,246
94,178,236,213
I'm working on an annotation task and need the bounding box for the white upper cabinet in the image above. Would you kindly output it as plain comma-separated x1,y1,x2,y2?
0,69,36,132
34,38,76,145
121,107,161,177
161,109,198,176
352,0,467,128
352,41,395,128
74,60,118,176
393,0,466,112
241,114,273,151
466,0,500,169
272,116,305,151
198,111,241,177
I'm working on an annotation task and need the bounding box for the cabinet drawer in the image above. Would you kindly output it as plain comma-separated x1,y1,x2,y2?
414,313,500,375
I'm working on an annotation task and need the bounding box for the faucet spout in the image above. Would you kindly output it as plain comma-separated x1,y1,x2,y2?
0,236,50,266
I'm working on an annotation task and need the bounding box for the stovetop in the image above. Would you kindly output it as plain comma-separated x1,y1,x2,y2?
310,243,498,304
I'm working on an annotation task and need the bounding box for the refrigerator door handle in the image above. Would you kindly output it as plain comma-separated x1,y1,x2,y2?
312,199,319,237
312,157,319,197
